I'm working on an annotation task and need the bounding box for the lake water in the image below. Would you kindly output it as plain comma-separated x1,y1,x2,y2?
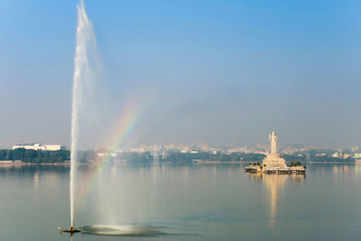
1,163,361,241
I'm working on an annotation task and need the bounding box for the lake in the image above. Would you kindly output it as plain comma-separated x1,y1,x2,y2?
1,163,361,241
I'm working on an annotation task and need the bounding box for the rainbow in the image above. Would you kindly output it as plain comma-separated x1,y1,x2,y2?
76,97,147,203
103,98,142,153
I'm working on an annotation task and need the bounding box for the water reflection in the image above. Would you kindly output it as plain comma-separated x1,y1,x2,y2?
249,173,305,228
355,161,361,176
0,166,69,185
33,171,39,189
1,164,361,241
80,224,165,236
264,175,287,227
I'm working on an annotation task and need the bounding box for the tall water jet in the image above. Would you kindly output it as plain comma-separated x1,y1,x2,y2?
70,0,97,229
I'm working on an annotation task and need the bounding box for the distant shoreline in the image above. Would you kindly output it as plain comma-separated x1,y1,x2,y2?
193,160,248,164
0,160,355,168
309,161,353,164
0,161,71,168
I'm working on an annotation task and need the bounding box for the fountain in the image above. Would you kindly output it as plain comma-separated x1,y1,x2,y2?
62,0,96,233
61,1,165,236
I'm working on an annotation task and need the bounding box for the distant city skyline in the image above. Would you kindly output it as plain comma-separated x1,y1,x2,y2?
1,0,361,148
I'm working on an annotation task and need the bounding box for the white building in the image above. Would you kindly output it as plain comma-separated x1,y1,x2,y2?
12,144,64,151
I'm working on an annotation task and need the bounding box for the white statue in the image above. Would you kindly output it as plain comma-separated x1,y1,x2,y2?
269,130,278,155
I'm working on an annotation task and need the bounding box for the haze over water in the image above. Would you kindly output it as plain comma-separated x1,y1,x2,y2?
1,164,361,241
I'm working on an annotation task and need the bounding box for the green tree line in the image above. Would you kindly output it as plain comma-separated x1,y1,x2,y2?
162,151,265,162
0,149,70,163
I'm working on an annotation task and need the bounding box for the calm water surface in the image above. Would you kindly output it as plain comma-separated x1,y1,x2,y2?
1,163,361,241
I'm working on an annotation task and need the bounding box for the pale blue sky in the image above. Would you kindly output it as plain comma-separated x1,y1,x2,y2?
1,0,361,148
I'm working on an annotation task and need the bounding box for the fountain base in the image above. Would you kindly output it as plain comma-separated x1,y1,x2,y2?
60,226,81,235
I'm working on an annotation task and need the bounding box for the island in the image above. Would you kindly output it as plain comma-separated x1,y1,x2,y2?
245,130,305,174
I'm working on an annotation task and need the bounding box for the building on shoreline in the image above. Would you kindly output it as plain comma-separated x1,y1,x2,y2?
12,144,64,151
245,130,305,174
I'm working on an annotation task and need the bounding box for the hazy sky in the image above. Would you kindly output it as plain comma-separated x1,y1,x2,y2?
1,0,361,148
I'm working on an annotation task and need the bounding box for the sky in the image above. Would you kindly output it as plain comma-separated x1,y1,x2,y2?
1,0,361,148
